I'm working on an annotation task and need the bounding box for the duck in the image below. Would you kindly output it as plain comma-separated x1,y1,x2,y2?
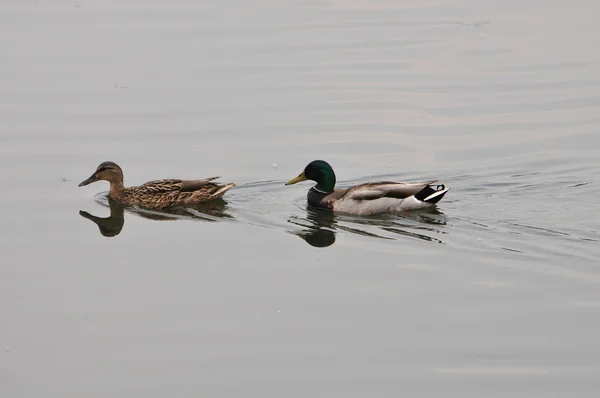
79,161,235,209
285,160,449,215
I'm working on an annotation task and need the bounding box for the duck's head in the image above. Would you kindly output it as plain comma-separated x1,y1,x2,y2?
286,160,336,192
79,161,124,187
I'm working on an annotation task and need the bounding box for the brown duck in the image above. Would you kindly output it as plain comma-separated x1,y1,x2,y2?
79,161,235,209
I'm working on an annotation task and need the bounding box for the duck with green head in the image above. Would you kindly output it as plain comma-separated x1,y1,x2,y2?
79,161,235,209
286,160,449,215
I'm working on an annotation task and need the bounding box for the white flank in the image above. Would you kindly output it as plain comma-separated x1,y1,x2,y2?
333,196,433,215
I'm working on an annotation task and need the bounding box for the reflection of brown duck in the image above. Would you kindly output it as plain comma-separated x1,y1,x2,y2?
79,198,126,237
289,207,337,248
79,161,235,209
80,196,233,237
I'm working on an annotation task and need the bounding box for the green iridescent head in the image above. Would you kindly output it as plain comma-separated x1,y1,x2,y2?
285,160,337,193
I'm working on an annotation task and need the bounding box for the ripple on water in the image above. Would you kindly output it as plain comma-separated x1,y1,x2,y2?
82,166,599,265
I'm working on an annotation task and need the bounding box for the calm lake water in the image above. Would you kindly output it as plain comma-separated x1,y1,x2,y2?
2,0,600,397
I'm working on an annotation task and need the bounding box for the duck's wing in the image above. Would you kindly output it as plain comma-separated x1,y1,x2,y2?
139,177,220,193
341,181,440,201
179,177,221,192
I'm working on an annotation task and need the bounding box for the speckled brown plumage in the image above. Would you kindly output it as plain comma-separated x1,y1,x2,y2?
79,161,235,209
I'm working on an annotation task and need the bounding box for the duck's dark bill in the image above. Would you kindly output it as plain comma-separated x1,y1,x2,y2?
286,172,307,185
79,175,97,187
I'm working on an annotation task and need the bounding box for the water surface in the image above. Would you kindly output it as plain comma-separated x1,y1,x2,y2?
2,0,600,397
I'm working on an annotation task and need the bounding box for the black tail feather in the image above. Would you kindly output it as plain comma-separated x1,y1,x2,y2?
414,184,448,204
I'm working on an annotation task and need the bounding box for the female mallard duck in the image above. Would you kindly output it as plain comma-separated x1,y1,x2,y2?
79,161,235,209
285,160,449,215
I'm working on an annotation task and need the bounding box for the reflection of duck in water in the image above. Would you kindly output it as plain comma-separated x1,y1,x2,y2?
289,200,449,246
286,160,449,215
79,161,235,209
79,198,126,237
288,206,337,248
80,196,233,237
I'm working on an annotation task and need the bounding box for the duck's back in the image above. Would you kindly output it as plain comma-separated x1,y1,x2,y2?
116,177,234,209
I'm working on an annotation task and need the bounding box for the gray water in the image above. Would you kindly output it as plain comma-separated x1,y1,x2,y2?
2,1,600,397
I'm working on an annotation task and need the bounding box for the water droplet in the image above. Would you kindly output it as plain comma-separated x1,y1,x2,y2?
272,163,278,169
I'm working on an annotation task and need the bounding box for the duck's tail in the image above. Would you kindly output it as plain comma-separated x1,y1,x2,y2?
210,182,236,199
414,183,449,204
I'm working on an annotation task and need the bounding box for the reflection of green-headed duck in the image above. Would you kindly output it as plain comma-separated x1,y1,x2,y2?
286,160,449,216
79,161,235,209
289,206,337,248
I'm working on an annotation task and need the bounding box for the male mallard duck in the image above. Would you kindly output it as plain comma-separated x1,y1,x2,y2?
79,161,235,209
285,160,449,215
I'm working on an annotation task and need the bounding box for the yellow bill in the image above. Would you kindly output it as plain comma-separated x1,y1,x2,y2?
286,171,307,185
